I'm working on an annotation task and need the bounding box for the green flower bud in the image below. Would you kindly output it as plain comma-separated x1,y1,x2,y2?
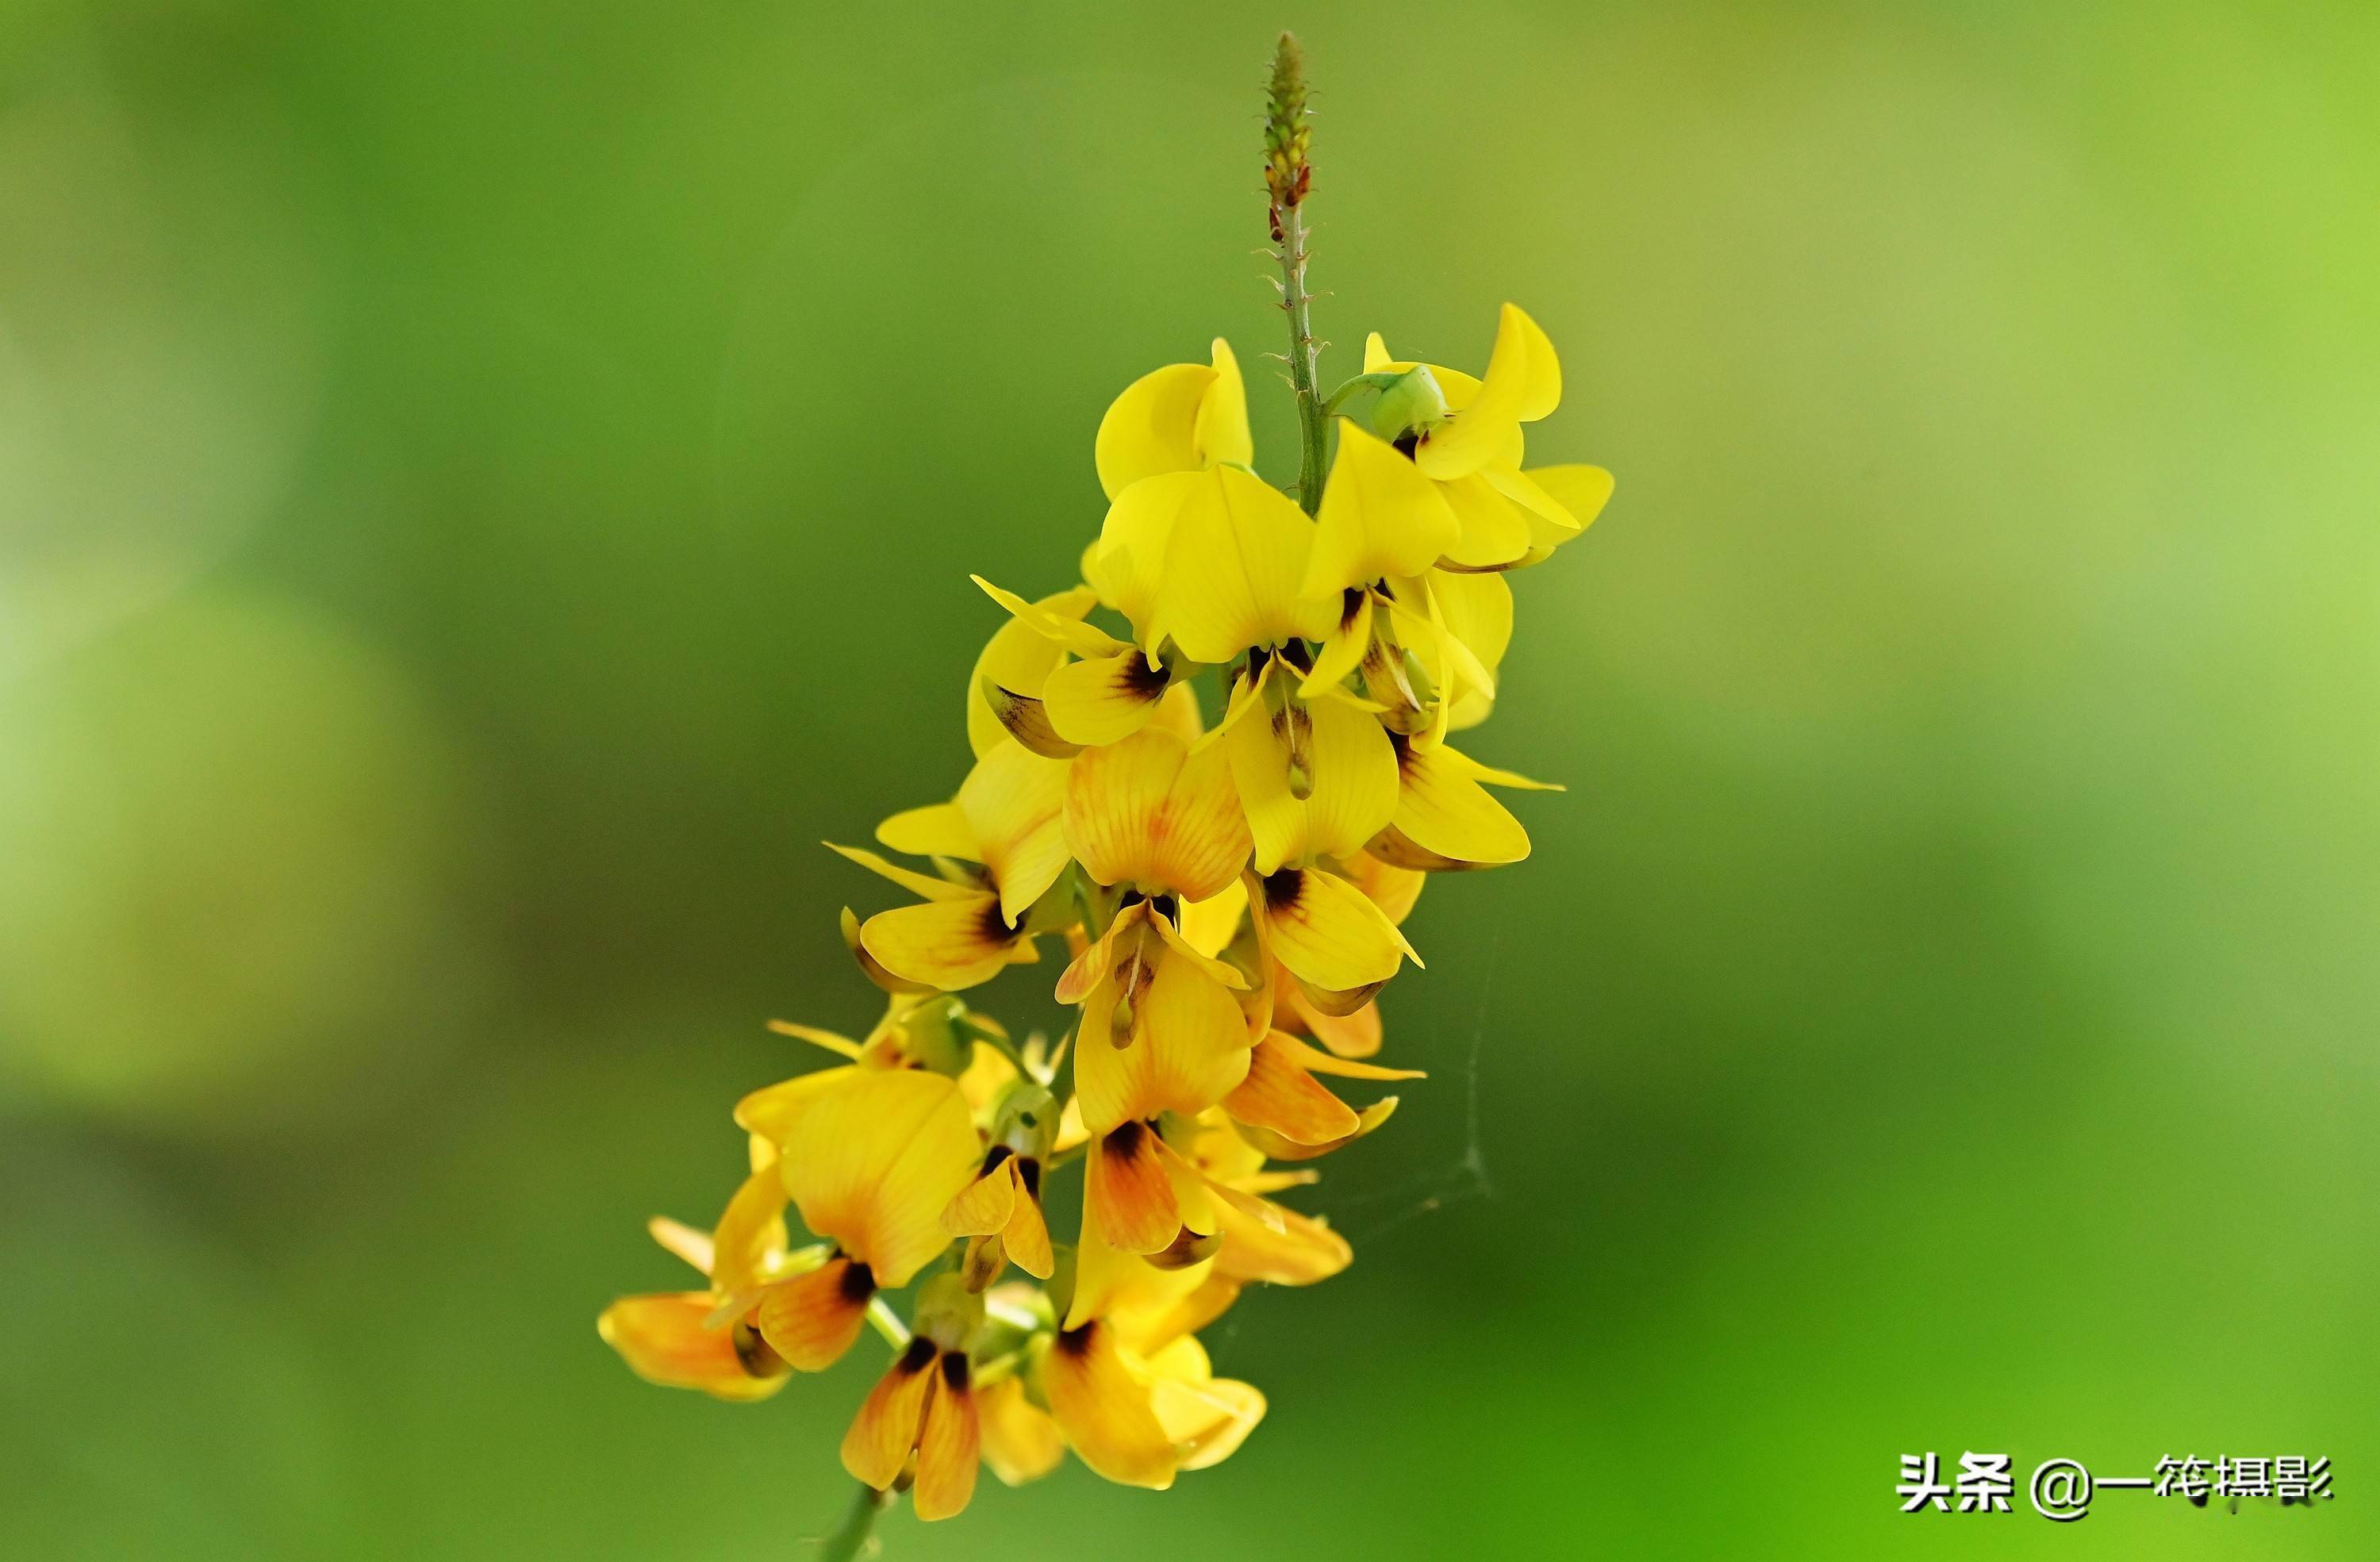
1369,365,1449,444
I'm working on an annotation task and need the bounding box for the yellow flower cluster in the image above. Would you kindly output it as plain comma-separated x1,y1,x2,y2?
599,302,1610,1519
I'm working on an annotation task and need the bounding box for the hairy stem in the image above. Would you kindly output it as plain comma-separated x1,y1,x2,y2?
1265,33,1326,512
818,1482,892,1562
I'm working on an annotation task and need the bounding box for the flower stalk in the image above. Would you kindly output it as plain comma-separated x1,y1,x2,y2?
819,1482,892,1562
1266,33,1328,512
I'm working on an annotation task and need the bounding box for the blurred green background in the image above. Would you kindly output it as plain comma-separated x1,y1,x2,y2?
3,2,2373,1556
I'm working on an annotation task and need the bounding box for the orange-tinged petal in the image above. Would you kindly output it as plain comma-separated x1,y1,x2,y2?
1096,363,1215,499
1064,727,1251,902
912,1354,981,1521
1223,1033,1361,1144
979,1376,1065,1487
1277,967,1384,1058
598,1294,787,1401
647,1215,715,1278
1234,1096,1401,1163
1212,1192,1353,1285
942,1149,1021,1237
957,741,1073,924
1251,865,1417,992
1345,848,1426,923
969,585,1098,759
1042,649,1174,746
778,1070,980,1286
753,1256,875,1371
1000,1169,1055,1280
1142,1336,1267,1470
1303,420,1461,597
1041,1322,1177,1489
1269,1029,1423,1081
1154,466,1334,663
842,1337,939,1488
1086,1122,1181,1254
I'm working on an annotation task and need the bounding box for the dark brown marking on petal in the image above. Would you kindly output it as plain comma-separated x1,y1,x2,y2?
897,1335,939,1375
940,1351,973,1391
839,1259,879,1303
1053,1323,1098,1359
1260,866,1304,910
1017,1156,1042,1199
1102,1119,1148,1159
1392,431,1421,459
1122,653,1170,700
1338,587,1366,630
977,1143,1015,1177
731,1319,787,1378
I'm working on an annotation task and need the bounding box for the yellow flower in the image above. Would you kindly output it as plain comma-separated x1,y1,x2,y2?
1368,732,1564,870
1093,336,1252,501
843,1334,982,1522
596,1211,795,1403
1038,1235,1265,1489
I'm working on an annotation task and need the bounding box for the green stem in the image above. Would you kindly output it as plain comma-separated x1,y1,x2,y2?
1278,197,1328,514
818,1482,891,1562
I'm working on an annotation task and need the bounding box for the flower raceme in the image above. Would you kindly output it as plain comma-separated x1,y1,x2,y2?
600,35,1611,1536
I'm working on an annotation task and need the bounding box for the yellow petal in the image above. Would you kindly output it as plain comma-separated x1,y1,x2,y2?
753,1255,875,1372
1234,1095,1400,1163
1154,466,1334,663
1251,865,1417,992
1096,362,1214,500
1042,649,1174,746
1435,470,1534,570
912,1357,981,1521
969,585,1098,760
1226,685,1398,874
957,741,1073,924
858,892,1022,991
1086,1122,1182,1254
842,1338,939,1488
1041,1322,1177,1489
1088,470,1199,639
1511,462,1613,562
972,574,1127,659
1382,739,1557,868
1414,303,1541,480
646,1215,715,1278
598,1293,787,1401
1430,567,1514,688
707,1159,792,1296
1194,338,1254,471
1299,587,1373,697
1177,877,1248,959
979,1376,1065,1487
977,678,1084,758
1074,950,1254,1136
777,1070,980,1286
1345,848,1427,924
733,1063,858,1147
877,800,978,861
1063,727,1251,902
1362,331,1393,373
1303,420,1461,596
827,842,979,902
